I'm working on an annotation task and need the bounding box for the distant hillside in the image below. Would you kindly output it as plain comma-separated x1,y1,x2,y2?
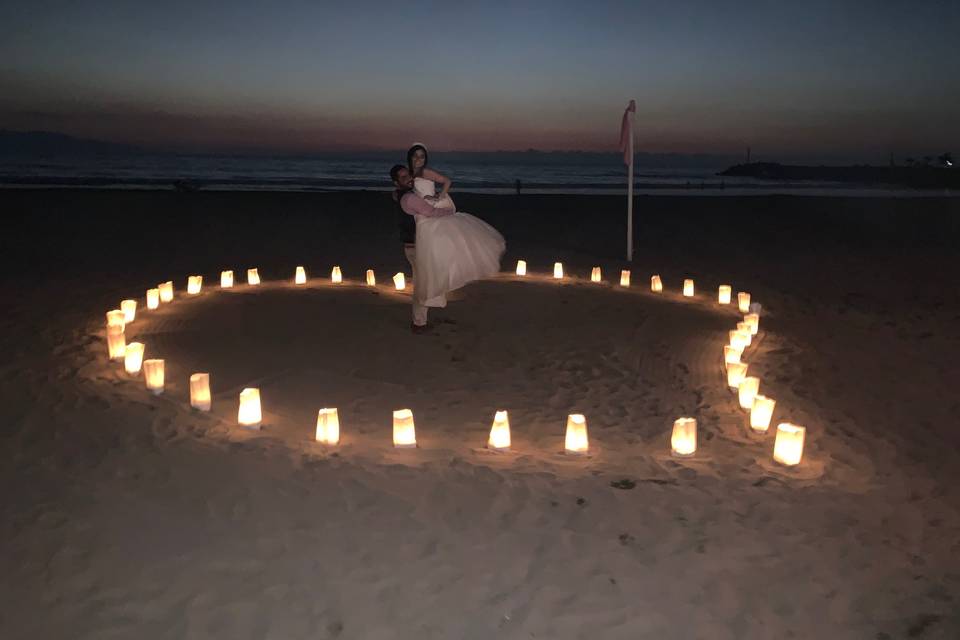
719,162,959,189
0,131,142,156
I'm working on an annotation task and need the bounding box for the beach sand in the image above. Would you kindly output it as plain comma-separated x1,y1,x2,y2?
1,189,959,638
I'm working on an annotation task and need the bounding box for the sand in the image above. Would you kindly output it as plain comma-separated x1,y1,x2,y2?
1,189,959,639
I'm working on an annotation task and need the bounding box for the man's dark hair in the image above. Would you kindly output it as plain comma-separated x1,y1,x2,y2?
407,144,428,176
390,164,407,183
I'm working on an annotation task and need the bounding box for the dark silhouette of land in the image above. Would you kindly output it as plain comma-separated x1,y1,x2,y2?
720,161,958,189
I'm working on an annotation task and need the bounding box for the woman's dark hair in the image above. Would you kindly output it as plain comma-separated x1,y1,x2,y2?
407,144,429,176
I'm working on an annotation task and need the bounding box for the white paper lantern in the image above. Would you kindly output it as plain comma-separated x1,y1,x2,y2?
159,281,174,303
516,260,526,276
143,358,164,395
729,329,750,352
727,362,748,389
221,270,234,288
392,409,416,448
564,413,589,454
738,376,760,410
553,262,563,279
190,373,211,411
773,423,805,466
393,272,406,290
683,279,695,297
106,309,126,331
591,267,602,283
366,269,376,286
671,417,697,457
120,299,137,323
187,275,202,295
247,268,260,286
620,270,630,287
315,407,340,445
107,325,126,360
750,395,776,433
124,342,144,374
736,322,753,347
331,266,342,283
487,410,511,451
723,345,742,369
146,288,160,310
295,266,307,285
651,275,663,292
715,285,730,305
238,388,261,429
738,291,751,314
744,313,760,336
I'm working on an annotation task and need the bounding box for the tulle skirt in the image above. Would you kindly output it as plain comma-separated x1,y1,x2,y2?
415,211,505,305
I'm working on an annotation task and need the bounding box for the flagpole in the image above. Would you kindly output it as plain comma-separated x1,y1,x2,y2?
627,110,634,262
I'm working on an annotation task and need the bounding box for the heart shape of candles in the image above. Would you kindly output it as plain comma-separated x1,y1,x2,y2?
105,265,801,468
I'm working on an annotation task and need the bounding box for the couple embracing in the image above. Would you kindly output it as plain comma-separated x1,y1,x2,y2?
391,144,505,333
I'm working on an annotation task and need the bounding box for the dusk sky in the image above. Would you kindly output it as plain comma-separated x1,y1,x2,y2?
1,0,957,159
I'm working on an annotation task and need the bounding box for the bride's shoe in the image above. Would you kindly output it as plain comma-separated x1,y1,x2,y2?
411,322,433,335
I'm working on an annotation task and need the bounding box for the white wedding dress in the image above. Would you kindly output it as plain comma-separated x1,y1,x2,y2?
413,176,505,305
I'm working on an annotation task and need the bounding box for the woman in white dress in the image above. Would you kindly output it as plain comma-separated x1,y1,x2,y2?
406,143,505,305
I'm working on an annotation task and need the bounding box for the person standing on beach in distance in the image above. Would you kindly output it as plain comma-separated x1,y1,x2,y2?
391,164,453,333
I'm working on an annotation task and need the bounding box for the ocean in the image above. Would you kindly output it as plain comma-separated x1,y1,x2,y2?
0,150,951,197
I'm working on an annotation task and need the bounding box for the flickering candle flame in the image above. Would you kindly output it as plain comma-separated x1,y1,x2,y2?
744,313,760,336
393,272,406,290
187,275,202,295
564,413,589,454
106,309,126,331
315,408,340,445
683,279,695,297
124,342,144,374
107,325,126,360
736,322,753,347
120,299,137,323
366,269,376,286
143,358,164,395
726,362,748,389
516,260,526,276
671,417,697,457
295,266,307,285
190,373,211,411
553,262,563,279
159,281,174,303
591,267,602,282
718,285,731,305
146,288,160,310
221,270,234,288
729,329,750,352
750,395,776,433
773,423,805,466
392,409,416,448
651,275,663,292
724,345,742,369
247,268,260,286
331,266,342,283
487,410,511,451
238,388,262,429
738,292,751,314
620,270,630,287
738,376,760,410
